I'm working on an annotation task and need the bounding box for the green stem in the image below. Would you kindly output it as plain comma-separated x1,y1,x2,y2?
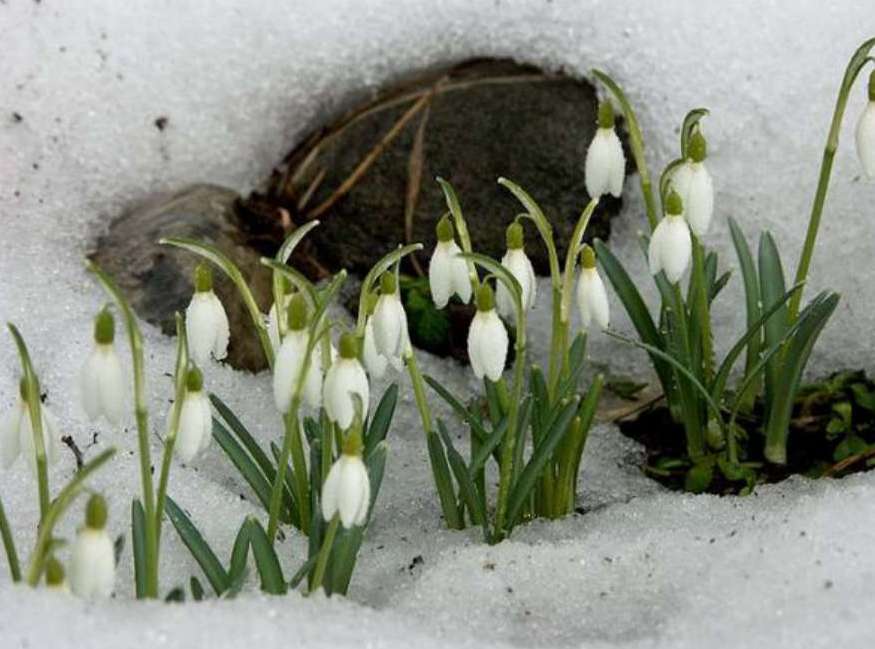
0,495,21,582
788,38,875,324
310,515,340,593
493,337,527,541
690,237,714,382
268,403,306,541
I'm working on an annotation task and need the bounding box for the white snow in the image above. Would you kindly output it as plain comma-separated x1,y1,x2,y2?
2,0,875,647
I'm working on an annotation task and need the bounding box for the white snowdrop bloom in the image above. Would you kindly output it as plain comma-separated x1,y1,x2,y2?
649,191,692,284
362,317,388,379
173,367,212,463
321,436,370,528
856,73,875,179
428,216,472,309
496,222,537,320
576,245,610,330
2,380,60,472
467,284,509,382
80,309,125,425
671,131,714,237
323,333,370,430
584,101,626,198
272,295,322,412
69,495,115,600
186,263,230,366
372,273,410,360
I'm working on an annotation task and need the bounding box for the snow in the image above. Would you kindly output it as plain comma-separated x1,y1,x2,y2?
2,0,875,647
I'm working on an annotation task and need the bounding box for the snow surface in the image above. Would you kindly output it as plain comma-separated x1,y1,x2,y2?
2,0,875,647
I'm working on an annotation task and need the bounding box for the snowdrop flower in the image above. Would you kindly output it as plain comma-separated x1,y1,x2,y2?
585,101,626,198
671,131,714,236
467,284,509,382
173,366,212,462
371,273,411,361
649,190,692,284
1,379,60,471
428,215,472,309
45,556,69,593
576,245,610,330
321,429,370,528
323,333,369,430
267,289,292,352
362,316,388,379
272,294,322,413
79,308,125,425
855,70,875,179
186,263,230,366
496,222,537,319
69,494,115,600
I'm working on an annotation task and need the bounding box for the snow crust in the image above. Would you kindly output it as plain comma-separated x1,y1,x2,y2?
2,1,875,647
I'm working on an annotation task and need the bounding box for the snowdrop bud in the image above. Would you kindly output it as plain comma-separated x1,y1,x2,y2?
585,101,626,198
372,273,409,360
576,245,610,330
429,216,472,308
272,295,322,412
467,284,509,382
174,366,213,462
69,494,115,600
496,223,537,319
45,556,68,592
323,333,370,430
186,263,230,366
80,309,125,425
855,70,875,179
648,190,692,284
362,317,388,379
4,378,61,472
321,430,370,528
672,131,714,237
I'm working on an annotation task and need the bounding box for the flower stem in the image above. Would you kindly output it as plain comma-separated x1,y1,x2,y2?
788,38,875,324
310,514,340,594
268,401,307,541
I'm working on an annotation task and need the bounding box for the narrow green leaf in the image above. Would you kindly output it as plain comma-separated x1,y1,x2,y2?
437,421,488,530
365,384,398,456
190,576,205,601
758,231,788,412
426,429,462,529
210,394,276,486
247,519,287,595
0,495,19,582
227,520,251,594
131,499,147,599
165,496,229,596
212,418,275,516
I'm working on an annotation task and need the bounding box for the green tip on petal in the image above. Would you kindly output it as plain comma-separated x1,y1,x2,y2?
365,292,379,316
688,131,707,163
45,556,65,586
869,69,875,102
506,222,524,250
185,365,204,392
194,262,213,293
94,308,115,345
665,189,684,216
476,283,495,312
342,427,364,456
580,244,597,269
85,493,108,530
436,214,455,242
379,272,397,295
597,100,615,129
287,293,309,331
339,332,360,359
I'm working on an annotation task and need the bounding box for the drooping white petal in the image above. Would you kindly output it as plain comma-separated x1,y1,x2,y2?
69,528,116,600
19,406,60,473
585,127,626,198
186,291,230,365
321,458,342,521
649,215,692,284
363,318,388,379
496,249,537,319
673,162,714,237
175,391,212,462
0,401,23,469
267,294,292,351
856,102,875,179
372,292,408,359
323,358,370,430
81,344,125,425
577,267,610,330
467,309,509,382
272,330,309,413
429,240,471,308
321,454,370,528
